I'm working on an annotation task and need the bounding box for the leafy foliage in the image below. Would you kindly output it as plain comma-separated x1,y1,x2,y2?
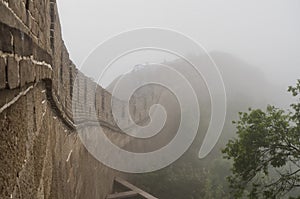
223,80,300,198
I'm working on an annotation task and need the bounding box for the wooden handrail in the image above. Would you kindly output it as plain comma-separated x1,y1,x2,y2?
106,177,158,199
106,191,138,199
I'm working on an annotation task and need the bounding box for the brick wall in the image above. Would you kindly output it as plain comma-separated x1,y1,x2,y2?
0,0,162,198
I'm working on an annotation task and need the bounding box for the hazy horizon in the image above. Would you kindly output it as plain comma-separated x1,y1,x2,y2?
57,0,300,108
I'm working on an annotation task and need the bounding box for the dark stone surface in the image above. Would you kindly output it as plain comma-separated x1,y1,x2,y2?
0,22,13,53
0,57,6,89
12,28,33,57
19,59,34,87
0,21,52,65
8,0,21,19
7,57,19,89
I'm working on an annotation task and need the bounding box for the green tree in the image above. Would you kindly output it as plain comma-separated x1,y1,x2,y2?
222,80,300,198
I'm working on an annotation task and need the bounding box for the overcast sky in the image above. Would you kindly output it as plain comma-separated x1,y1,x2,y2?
57,0,300,95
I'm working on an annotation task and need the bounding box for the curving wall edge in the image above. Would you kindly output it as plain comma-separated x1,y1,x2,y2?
0,0,160,198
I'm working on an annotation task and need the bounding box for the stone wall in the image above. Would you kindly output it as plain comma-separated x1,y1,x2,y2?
0,0,158,198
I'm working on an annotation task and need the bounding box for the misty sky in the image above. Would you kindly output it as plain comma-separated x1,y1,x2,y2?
57,0,300,97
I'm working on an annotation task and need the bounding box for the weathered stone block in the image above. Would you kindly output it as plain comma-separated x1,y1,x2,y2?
48,68,52,79
39,65,44,79
33,7,39,22
42,67,49,79
19,60,27,87
19,1,27,23
8,0,24,20
35,12,41,27
7,57,19,89
32,21,38,36
29,62,36,82
35,64,41,81
38,13,44,29
38,27,46,48
0,57,6,89
31,19,36,33
28,0,34,14
0,22,13,53
12,28,33,57
20,59,35,87
40,66,48,80
26,12,33,30
32,42,51,63
47,68,52,79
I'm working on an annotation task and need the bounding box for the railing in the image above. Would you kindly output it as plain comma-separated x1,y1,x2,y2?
106,177,158,199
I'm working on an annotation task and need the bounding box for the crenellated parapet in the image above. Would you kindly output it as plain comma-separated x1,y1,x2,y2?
0,0,158,133
0,1,165,198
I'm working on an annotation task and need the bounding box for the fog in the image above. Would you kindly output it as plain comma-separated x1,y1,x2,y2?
56,0,300,142
55,1,300,197
58,0,299,86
